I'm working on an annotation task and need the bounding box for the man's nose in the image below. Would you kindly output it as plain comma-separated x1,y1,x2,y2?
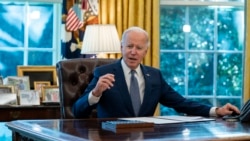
131,47,137,54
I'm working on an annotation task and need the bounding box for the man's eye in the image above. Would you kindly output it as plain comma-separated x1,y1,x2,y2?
136,46,143,50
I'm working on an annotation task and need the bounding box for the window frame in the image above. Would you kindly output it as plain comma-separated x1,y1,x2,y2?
0,0,62,77
159,0,245,110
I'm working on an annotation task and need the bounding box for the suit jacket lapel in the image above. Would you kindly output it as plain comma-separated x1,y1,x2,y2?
113,61,135,115
139,66,152,115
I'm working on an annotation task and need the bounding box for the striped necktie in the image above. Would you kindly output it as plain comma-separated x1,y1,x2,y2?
130,70,141,116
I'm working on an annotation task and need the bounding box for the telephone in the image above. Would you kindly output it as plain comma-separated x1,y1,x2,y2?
239,99,250,122
223,99,250,122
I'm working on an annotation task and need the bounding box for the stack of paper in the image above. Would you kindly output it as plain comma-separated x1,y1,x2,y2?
119,116,215,124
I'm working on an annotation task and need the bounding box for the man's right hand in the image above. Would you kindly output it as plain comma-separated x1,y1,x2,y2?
92,73,115,97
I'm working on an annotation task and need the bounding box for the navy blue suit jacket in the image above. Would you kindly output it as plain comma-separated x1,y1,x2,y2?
72,59,212,118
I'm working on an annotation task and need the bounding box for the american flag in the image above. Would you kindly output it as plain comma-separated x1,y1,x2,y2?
66,5,83,31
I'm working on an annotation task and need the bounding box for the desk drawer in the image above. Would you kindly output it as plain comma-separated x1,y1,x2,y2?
0,106,60,121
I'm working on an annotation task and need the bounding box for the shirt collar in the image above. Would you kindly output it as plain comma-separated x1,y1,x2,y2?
121,59,140,74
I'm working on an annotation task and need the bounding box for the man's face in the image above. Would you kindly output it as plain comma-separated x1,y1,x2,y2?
121,31,148,70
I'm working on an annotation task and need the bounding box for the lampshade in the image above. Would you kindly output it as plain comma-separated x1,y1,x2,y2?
81,24,121,54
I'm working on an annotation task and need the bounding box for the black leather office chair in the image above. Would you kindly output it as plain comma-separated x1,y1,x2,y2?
56,58,117,119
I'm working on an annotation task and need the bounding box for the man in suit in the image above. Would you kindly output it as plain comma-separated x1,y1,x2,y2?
72,26,240,118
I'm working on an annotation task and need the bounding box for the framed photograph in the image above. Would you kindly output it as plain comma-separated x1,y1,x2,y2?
4,76,30,92
42,86,59,103
0,93,17,105
34,81,51,97
19,90,40,105
17,66,57,90
0,85,14,94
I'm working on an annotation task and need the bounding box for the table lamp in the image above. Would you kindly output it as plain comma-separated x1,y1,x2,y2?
81,24,121,58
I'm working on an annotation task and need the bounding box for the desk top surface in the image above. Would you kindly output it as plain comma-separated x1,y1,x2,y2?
6,118,250,141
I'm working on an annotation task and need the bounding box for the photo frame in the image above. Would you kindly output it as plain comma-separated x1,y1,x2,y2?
34,81,51,90
34,81,51,97
0,85,14,94
17,66,57,90
4,76,30,92
42,86,59,103
0,93,17,105
19,90,40,105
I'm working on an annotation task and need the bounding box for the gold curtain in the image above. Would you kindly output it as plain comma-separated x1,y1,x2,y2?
98,0,160,115
244,1,250,103
98,0,159,68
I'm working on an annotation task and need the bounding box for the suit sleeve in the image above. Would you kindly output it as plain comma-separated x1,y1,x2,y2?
158,71,212,117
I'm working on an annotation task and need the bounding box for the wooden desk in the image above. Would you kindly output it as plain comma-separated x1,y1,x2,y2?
0,105,60,121
5,118,250,141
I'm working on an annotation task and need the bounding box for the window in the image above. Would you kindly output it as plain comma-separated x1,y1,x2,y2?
0,0,62,78
160,0,245,115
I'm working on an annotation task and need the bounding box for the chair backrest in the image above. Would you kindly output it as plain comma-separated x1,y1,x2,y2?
56,58,117,119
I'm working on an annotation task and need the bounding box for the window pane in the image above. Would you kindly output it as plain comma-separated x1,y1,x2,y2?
160,52,185,95
0,3,25,47
160,106,183,116
28,51,52,65
217,8,244,51
189,7,215,50
188,53,214,95
0,50,23,77
28,4,53,48
216,53,243,96
160,6,185,50
189,98,213,106
217,98,241,108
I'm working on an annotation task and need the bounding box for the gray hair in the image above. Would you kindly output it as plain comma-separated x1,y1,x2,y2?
121,26,150,47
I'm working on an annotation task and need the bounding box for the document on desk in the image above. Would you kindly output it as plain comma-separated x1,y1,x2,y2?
119,116,215,124
156,116,215,122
